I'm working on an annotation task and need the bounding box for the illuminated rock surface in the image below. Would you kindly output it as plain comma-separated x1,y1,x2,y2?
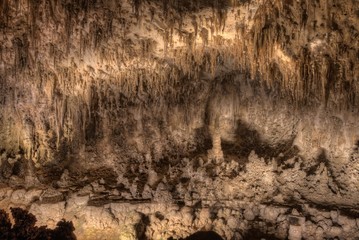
0,0,359,239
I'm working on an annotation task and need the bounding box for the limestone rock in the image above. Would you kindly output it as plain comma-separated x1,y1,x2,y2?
0,0,358,239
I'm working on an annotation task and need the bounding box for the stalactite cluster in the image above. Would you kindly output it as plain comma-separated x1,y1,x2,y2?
0,0,358,166
0,4,358,239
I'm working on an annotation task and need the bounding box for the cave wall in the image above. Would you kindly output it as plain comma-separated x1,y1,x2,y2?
0,0,359,239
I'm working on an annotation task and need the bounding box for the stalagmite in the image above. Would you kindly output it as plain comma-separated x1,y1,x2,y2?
208,117,224,162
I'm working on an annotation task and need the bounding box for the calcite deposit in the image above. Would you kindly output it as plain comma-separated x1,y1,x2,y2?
0,0,359,239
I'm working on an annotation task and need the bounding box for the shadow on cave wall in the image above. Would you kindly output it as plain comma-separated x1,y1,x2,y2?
221,119,299,163
168,231,224,240
0,207,76,240
190,117,299,167
168,229,281,240
135,212,151,240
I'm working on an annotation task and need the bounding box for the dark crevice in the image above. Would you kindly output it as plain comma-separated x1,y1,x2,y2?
242,228,281,240
168,230,224,240
135,212,150,240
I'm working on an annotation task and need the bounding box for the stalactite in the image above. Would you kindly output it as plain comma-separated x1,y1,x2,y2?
12,34,29,71
104,9,114,38
132,0,142,18
0,0,10,28
28,0,41,45
0,0,358,168
46,0,58,25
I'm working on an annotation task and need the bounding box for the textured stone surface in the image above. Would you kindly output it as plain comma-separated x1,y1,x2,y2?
0,0,359,239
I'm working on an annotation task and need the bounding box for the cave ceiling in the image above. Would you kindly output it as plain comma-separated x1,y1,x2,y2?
0,0,357,107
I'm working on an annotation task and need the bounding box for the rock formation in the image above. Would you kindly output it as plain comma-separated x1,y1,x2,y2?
0,207,76,239
0,0,358,239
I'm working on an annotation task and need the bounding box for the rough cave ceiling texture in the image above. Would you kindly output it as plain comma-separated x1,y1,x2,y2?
0,0,359,239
